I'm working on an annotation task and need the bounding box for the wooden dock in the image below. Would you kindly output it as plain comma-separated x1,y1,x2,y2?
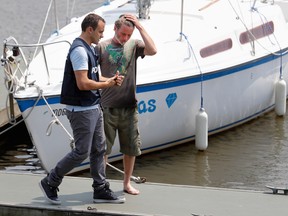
0,172,287,216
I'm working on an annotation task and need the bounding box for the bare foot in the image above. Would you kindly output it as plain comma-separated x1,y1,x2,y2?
124,185,140,195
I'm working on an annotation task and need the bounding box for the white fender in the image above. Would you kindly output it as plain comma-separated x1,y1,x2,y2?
195,108,208,150
275,79,286,116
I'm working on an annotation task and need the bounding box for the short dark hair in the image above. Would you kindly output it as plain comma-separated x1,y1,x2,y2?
81,13,105,32
114,14,135,29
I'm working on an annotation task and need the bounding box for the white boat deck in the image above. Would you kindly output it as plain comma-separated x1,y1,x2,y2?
0,172,287,216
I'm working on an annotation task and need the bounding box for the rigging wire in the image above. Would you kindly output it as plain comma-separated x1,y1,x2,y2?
228,0,286,79
227,0,288,56
66,0,76,24
253,6,284,78
31,0,54,61
180,32,204,109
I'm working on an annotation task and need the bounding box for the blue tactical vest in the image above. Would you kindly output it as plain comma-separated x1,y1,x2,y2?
60,38,101,106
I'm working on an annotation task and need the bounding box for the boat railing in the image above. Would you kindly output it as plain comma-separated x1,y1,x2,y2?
2,37,71,88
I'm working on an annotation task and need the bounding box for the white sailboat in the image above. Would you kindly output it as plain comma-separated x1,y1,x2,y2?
2,0,288,174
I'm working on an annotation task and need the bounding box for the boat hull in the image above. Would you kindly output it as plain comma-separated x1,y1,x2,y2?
16,50,288,173
3,0,288,173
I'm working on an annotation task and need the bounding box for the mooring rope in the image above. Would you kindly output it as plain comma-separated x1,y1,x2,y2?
40,92,75,150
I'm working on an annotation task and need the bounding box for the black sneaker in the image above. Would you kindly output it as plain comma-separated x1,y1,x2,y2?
93,182,125,203
39,177,61,205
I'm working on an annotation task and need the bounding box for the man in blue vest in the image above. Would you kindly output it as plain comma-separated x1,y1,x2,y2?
39,13,125,205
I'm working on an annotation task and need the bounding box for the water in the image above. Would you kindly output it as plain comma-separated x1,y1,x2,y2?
1,0,288,192
105,110,288,191
2,108,288,192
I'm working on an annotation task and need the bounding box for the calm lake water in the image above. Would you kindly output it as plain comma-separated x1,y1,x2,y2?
1,0,288,193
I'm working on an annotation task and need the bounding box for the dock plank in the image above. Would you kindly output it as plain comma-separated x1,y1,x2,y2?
0,172,287,216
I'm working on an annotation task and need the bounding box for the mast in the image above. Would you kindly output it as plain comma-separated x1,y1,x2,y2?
179,0,184,41
137,0,151,19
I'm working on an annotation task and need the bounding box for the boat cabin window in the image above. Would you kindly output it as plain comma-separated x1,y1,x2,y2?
200,38,233,58
239,21,274,44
